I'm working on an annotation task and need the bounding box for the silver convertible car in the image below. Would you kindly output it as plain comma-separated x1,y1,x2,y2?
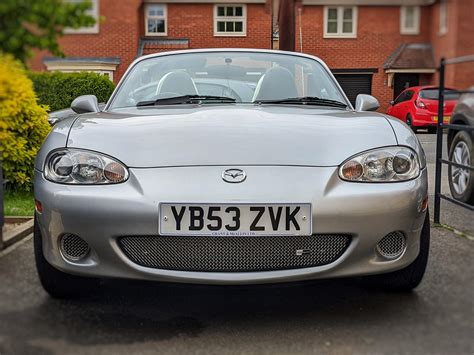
34,49,430,298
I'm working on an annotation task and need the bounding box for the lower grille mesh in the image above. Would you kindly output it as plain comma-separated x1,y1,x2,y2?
118,235,351,272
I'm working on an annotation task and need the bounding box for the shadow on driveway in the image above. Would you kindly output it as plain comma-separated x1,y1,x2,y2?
0,276,425,354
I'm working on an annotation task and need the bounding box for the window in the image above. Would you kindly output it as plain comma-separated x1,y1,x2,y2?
109,51,347,109
394,90,413,105
419,89,460,100
145,4,167,36
405,90,414,101
43,57,120,81
324,6,357,38
64,0,99,34
400,6,420,35
61,69,114,81
214,5,246,36
439,0,447,34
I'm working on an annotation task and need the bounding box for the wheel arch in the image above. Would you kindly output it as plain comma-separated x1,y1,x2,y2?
448,114,468,150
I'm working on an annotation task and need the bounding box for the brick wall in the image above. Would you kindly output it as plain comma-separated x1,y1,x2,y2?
297,5,432,111
29,1,272,83
157,3,271,49
30,0,143,82
28,1,472,102
430,0,474,90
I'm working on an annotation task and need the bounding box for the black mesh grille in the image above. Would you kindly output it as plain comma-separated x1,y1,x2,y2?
60,234,90,261
376,231,406,259
118,235,351,272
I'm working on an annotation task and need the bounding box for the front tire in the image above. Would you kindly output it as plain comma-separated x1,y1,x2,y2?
448,130,474,205
428,126,437,134
34,214,98,298
406,114,417,133
361,211,430,292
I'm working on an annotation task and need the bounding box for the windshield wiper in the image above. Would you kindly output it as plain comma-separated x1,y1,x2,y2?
137,95,236,107
254,96,348,108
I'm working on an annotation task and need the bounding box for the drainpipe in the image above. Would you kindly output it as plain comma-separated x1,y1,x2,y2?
298,6,303,52
279,0,295,51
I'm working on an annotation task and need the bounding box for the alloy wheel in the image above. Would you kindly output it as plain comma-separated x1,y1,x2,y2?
451,140,471,194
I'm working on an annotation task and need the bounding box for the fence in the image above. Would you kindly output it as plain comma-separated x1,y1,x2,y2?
434,55,474,224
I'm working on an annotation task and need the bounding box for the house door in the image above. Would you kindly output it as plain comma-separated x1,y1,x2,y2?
393,73,419,99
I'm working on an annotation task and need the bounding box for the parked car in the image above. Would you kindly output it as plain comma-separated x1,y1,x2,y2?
48,103,106,125
447,87,474,205
34,49,430,298
387,86,459,133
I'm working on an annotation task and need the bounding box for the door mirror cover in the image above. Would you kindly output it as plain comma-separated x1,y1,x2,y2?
355,94,380,112
71,95,100,114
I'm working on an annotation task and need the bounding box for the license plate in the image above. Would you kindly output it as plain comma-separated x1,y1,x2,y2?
159,203,312,236
433,115,450,123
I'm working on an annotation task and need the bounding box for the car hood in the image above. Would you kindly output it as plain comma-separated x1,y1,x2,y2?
67,106,397,167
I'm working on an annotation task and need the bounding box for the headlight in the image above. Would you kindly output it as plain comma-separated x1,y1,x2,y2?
339,146,420,182
45,149,129,184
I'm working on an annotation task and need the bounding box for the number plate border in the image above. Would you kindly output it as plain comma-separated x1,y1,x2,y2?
158,202,313,237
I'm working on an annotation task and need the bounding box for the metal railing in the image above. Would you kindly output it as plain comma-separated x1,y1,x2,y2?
434,55,474,224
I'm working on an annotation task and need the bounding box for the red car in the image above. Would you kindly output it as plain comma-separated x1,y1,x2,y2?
387,86,459,133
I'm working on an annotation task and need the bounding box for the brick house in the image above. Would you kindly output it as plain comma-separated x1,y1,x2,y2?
30,0,473,111
30,0,273,83
278,0,474,110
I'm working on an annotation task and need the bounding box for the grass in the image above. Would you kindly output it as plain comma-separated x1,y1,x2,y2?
3,189,35,216
434,223,474,241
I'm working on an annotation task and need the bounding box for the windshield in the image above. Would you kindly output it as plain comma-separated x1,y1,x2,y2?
419,89,460,100
108,51,347,109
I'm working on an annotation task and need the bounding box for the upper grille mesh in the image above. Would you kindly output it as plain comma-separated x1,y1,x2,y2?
118,235,351,272
376,231,406,259
60,234,90,261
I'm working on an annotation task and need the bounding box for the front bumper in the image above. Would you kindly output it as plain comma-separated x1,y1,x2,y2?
34,165,428,285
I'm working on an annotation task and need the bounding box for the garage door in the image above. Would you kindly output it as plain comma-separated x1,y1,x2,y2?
333,74,372,106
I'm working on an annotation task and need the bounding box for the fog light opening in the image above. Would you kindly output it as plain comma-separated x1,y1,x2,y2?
59,234,90,262
376,231,406,260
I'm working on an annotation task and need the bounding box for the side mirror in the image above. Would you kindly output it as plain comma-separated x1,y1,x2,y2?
71,95,100,114
389,100,395,106
355,94,380,112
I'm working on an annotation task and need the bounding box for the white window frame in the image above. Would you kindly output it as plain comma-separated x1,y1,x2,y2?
439,0,447,35
400,6,420,35
44,63,117,82
214,4,247,37
145,4,168,36
60,69,113,81
64,0,100,34
323,6,357,38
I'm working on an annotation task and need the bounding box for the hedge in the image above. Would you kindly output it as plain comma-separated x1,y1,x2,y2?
0,54,51,188
29,71,115,112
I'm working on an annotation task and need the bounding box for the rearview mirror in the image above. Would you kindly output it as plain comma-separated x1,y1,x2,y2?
355,94,380,112
71,95,100,114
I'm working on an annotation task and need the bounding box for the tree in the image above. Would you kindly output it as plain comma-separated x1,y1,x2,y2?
0,0,97,63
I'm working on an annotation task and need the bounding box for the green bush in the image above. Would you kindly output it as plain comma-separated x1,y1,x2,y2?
29,71,115,112
0,54,51,188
